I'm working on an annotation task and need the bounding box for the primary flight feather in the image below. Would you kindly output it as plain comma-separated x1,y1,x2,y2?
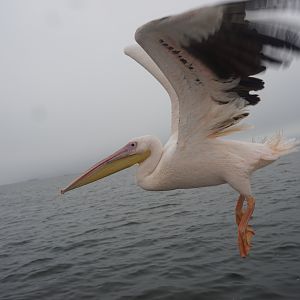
62,0,300,257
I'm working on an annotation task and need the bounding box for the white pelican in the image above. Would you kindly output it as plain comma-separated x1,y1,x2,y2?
61,0,300,257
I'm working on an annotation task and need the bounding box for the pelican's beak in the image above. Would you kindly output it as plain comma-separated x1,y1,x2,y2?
61,145,150,194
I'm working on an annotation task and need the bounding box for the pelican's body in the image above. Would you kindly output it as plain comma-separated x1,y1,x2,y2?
134,137,281,193
62,0,300,257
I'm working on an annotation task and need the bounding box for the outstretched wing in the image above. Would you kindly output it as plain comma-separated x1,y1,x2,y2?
124,45,179,136
134,0,300,147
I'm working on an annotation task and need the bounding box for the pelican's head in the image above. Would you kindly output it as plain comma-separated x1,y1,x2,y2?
61,138,151,194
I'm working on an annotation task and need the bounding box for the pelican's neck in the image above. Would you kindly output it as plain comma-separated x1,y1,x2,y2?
136,136,163,189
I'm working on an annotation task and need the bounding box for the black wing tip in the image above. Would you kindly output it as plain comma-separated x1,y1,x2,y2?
184,1,299,106
244,0,300,11
245,94,261,106
240,77,265,91
224,0,300,17
229,77,264,105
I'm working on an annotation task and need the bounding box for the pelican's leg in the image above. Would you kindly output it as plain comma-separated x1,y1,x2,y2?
235,194,244,226
237,195,255,257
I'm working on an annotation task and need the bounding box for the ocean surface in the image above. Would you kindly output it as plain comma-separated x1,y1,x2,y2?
1,153,300,300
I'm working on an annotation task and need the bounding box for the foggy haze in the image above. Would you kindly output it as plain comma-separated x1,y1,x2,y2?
1,0,300,186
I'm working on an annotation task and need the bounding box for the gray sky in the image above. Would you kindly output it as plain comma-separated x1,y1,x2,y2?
1,0,300,186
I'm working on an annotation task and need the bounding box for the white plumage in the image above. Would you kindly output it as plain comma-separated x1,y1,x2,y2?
62,0,300,257
124,1,299,196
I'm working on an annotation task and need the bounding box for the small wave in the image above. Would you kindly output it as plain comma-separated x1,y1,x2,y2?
20,257,53,269
123,221,142,227
25,263,72,280
166,192,183,197
140,203,179,212
51,239,100,253
127,286,172,300
127,264,157,278
225,272,246,280
6,239,32,247
1,272,28,284
121,238,159,250
254,291,284,300
274,242,300,251
171,210,192,217
278,162,291,166
0,253,9,259
284,179,298,184
71,228,100,238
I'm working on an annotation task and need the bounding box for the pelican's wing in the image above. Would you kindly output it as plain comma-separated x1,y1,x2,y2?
135,0,300,146
124,45,179,135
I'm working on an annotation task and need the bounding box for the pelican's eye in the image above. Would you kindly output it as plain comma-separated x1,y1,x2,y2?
126,141,137,153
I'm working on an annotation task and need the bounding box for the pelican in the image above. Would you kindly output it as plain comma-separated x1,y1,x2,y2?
61,0,300,257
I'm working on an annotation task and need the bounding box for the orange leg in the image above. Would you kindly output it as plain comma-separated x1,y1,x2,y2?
235,195,244,226
236,195,256,258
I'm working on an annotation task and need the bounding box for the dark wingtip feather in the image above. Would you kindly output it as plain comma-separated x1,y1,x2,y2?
245,0,300,11
234,89,261,105
245,94,261,105
240,77,265,91
185,1,300,106
229,77,264,105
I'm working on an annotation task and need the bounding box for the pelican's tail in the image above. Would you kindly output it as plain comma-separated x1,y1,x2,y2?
264,132,299,160
252,133,299,172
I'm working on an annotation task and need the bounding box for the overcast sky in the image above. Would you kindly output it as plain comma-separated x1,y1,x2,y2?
0,0,300,186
